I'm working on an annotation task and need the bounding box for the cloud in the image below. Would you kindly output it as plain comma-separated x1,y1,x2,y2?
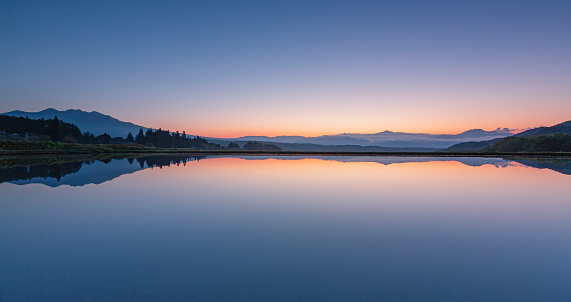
508,127,534,133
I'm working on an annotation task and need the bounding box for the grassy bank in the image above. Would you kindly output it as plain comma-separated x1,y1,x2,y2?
2,139,571,157
0,140,204,155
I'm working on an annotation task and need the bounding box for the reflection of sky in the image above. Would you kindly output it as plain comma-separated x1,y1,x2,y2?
2,1,571,136
5,156,570,187
1,157,570,300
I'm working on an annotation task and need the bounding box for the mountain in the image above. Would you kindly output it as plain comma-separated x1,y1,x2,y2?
1,108,514,149
2,108,148,138
212,128,512,149
514,121,571,137
229,135,372,145
444,120,571,151
443,138,504,152
435,128,511,139
272,143,438,152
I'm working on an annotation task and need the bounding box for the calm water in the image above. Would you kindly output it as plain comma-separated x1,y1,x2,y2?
1,155,570,301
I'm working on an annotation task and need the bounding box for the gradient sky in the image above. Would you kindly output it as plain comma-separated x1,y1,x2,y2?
1,0,570,137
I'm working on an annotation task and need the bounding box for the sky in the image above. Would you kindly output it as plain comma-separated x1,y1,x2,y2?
1,0,570,137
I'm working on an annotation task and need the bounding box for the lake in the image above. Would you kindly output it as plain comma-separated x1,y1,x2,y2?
1,155,570,301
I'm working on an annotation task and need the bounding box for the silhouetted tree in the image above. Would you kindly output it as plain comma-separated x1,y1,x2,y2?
97,133,111,144
82,132,97,144
126,132,134,142
135,128,145,144
47,116,64,142
0,115,81,142
227,142,241,150
129,128,221,149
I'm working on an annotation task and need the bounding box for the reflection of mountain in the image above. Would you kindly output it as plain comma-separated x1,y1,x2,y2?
2,155,205,187
225,156,513,168
514,159,571,175
218,155,571,174
2,155,570,187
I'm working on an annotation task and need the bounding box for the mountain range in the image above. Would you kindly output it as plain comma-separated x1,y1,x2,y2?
210,128,513,149
0,108,529,149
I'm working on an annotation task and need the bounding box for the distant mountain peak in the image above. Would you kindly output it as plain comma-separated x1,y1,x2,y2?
458,128,512,135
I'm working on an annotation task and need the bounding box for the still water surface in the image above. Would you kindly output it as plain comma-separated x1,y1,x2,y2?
1,156,570,301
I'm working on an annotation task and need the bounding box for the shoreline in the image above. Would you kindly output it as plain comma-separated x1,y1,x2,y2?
2,151,570,172
2,149,571,158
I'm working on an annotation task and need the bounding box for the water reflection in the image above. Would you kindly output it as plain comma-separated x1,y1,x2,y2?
1,155,569,187
515,158,571,175
0,155,205,186
1,155,570,301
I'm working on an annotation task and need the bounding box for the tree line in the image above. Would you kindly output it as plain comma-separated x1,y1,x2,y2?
484,133,571,152
1,114,282,151
0,115,82,142
131,128,221,149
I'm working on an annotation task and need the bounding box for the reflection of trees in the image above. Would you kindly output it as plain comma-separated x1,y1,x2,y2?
0,161,83,183
135,155,205,169
0,154,207,184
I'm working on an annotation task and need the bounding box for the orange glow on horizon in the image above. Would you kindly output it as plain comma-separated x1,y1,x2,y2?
131,96,571,139
136,109,569,139
168,126,525,139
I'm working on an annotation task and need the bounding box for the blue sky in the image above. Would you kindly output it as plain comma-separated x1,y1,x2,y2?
2,0,570,137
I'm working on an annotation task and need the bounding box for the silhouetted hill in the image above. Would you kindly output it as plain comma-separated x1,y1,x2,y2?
514,120,571,137
445,120,571,151
483,133,571,153
443,138,504,152
3,108,148,137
